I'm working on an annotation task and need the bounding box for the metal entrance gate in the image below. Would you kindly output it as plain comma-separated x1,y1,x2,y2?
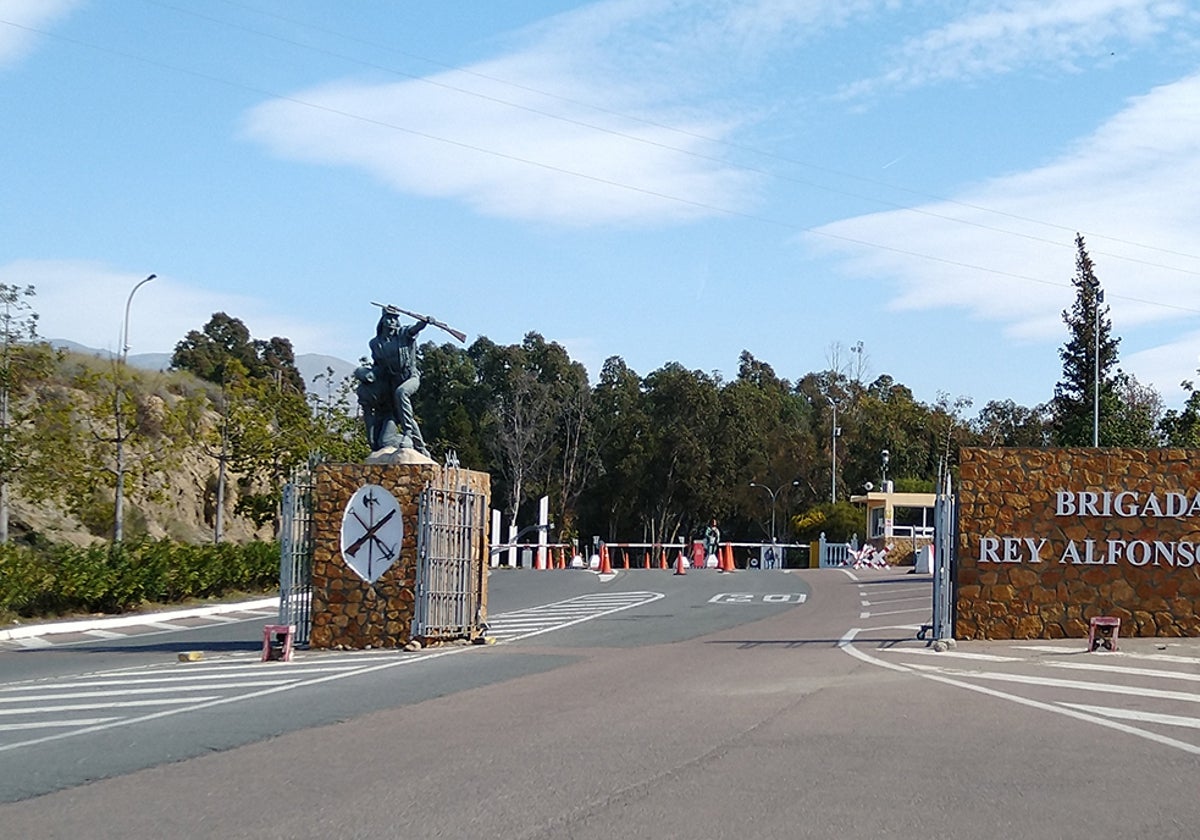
279,462,315,644
929,466,956,644
412,478,487,641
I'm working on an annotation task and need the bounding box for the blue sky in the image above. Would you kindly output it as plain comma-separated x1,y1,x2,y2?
3,0,1200,412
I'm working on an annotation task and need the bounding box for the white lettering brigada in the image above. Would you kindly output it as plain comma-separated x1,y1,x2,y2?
1056,490,1200,519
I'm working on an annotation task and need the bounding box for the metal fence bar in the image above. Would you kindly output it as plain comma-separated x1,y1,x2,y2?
931,468,955,642
413,476,485,640
278,465,315,645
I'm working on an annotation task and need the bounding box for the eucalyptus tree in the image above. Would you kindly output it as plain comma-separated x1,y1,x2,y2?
468,335,557,524
585,356,649,540
522,333,595,537
413,341,486,467
722,352,816,540
972,400,1052,447
637,362,721,545
1159,376,1200,447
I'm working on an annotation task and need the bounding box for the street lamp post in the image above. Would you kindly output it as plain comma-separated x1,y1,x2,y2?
121,274,157,364
881,449,890,489
112,273,156,544
749,480,799,542
828,397,840,503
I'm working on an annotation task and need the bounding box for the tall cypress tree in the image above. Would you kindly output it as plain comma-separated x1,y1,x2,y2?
1052,234,1120,446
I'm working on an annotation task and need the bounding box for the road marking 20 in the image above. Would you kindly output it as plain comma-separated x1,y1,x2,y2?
709,593,807,604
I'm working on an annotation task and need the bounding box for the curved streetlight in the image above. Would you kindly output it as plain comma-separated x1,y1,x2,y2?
749,480,800,542
828,397,840,503
121,274,157,364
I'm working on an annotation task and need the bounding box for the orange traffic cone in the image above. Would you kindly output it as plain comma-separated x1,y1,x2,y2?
660,548,668,569
723,542,736,572
622,549,630,570
599,544,613,574
674,548,687,576
644,550,651,570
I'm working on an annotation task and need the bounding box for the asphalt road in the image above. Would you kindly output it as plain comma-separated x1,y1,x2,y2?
2,566,1200,838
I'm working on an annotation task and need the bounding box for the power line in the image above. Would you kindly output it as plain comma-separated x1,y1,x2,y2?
4,12,1200,321
202,0,1200,269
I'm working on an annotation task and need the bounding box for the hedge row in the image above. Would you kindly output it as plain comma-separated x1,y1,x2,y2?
0,539,279,619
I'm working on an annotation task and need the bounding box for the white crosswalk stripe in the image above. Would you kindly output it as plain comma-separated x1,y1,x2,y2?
860,636,1200,755
0,592,665,752
486,591,665,642
840,572,1200,756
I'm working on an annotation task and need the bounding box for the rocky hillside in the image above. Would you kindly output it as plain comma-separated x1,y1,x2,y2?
9,350,301,548
10,446,275,548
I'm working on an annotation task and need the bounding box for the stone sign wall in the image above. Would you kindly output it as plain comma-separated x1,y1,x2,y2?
957,447,1200,640
309,462,490,650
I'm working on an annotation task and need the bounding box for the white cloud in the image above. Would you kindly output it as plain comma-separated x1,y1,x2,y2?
242,0,900,227
1125,332,1200,404
244,71,757,227
841,0,1194,98
0,259,335,358
806,70,1200,400
0,0,81,67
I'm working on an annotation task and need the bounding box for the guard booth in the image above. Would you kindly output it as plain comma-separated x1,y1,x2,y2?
850,484,937,563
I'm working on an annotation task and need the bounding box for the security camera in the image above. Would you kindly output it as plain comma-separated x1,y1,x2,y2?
864,481,874,491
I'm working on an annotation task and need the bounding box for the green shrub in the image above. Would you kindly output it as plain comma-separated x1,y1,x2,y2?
0,538,281,621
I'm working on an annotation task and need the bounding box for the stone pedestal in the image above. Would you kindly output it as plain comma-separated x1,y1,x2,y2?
309,462,489,650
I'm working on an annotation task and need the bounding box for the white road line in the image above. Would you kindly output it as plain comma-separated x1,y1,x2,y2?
0,680,301,703
839,629,1200,756
82,630,128,640
838,569,860,581
1120,653,1200,666
491,592,664,642
860,612,870,619
866,608,929,617
10,637,53,649
910,665,1200,704
0,698,219,716
1009,645,1082,654
0,642,476,753
1058,703,1200,730
0,592,664,753
877,648,1022,662
867,596,930,604
0,718,118,732
16,614,278,649
0,665,374,692
1045,661,1200,682
861,600,870,607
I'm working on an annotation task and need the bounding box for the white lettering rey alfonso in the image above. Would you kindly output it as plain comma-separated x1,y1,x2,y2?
1055,490,1200,519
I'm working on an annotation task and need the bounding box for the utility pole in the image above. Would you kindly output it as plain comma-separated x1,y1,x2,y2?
1093,284,1103,447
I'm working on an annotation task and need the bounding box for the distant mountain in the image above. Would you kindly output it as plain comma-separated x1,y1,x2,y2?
295,354,360,395
49,339,358,395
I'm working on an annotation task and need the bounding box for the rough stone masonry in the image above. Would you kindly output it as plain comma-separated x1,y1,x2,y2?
957,447,1200,640
308,462,489,650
